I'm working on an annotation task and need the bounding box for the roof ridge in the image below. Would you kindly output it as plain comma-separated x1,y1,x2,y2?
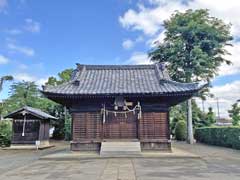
76,64,156,70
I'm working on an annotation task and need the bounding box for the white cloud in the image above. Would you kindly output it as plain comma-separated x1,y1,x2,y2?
5,19,41,35
5,28,22,35
24,18,40,33
122,36,144,50
14,73,35,82
122,39,134,50
119,1,185,35
7,43,35,57
195,80,240,118
0,55,9,64
14,73,48,86
147,30,166,47
36,78,48,86
127,52,152,64
218,41,240,76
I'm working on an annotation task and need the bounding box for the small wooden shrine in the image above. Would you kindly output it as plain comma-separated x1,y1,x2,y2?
4,106,57,148
42,63,204,151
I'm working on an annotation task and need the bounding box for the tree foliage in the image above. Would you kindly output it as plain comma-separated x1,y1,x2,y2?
45,68,73,139
175,120,187,141
46,68,73,86
0,75,13,92
170,99,207,134
0,120,12,147
2,81,55,115
228,103,240,126
205,107,216,126
149,9,233,84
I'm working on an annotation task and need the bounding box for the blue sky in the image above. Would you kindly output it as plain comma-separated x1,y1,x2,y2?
0,0,240,117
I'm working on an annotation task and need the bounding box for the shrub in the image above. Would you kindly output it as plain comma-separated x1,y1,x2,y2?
175,120,187,141
195,126,240,150
0,120,12,147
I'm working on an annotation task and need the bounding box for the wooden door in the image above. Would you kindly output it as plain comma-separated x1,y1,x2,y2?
104,112,137,139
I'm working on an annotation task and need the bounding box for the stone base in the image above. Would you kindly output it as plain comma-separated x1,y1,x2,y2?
9,140,52,150
70,140,171,151
140,141,171,151
39,140,50,147
71,141,101,151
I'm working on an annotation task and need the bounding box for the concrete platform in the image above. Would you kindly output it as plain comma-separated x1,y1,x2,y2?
3,144,54,150
40,147,200,160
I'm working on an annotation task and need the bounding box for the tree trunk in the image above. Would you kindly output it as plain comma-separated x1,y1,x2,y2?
187,98,194,144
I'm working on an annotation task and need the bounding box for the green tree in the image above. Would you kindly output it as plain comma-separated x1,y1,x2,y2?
3,81,55,114
170,104,186,136
0,120,12,147
45,68,73,140
149,9,232,143
170,100,206,134
205,107,216,126
228,103,240,126
0,75,13,92
46,68,73,86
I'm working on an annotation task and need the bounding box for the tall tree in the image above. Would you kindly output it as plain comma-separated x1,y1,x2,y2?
228,103,240,126
149,9,233,143
3,81,54,114
45,68,73,139
0,75,13,92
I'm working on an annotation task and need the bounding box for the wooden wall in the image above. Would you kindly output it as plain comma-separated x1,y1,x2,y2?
12,119,50,145
139,112,169,140
72,111,169,141
12,119,40,144
72,112,102,141
39,120,50,141
70,98,171,151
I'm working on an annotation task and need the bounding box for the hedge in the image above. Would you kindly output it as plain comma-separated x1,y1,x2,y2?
195,126,240,150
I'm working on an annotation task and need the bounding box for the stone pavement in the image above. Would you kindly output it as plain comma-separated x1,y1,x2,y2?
99,159,136,180
0,141,240,180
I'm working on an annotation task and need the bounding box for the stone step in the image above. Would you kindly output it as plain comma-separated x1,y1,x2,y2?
100,141,141,157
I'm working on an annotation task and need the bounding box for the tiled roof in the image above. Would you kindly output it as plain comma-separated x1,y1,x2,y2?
42,63,204,96
4,106,57,120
